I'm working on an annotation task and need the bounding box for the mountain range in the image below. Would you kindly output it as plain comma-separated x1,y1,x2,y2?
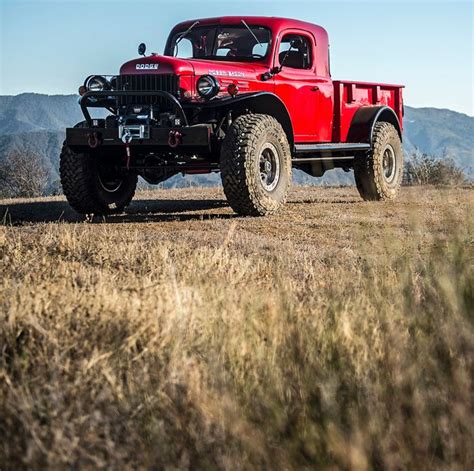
0,93,472,189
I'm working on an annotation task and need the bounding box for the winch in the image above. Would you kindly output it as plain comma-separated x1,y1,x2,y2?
118,123,150,141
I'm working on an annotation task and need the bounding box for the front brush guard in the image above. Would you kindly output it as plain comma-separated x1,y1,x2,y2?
79,90,189,127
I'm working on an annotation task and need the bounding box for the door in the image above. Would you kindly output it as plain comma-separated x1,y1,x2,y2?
273,31,332,142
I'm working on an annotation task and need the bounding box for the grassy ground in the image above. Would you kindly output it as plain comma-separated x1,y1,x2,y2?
0,186,473,470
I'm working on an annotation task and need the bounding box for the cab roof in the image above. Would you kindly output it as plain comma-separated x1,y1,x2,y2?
170,16,329,42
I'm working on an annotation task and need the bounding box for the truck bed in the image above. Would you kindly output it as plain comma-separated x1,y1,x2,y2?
333,81,404,142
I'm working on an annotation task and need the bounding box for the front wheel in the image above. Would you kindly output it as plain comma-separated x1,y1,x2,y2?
220,114,292,216
354,122,403,201
60,144,137,215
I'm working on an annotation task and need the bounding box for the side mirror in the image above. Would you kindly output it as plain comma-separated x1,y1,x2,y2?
138,43,146,56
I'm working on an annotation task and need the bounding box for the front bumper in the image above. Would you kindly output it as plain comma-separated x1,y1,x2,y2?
66,126,211,151
72,89,213,152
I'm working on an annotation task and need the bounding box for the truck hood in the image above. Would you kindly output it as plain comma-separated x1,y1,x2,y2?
120,55,269,82
120,55,195,75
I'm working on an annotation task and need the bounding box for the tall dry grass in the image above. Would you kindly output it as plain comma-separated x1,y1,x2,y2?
0,189,473,470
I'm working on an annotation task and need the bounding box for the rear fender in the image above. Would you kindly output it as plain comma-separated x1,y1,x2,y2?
347,106,402,146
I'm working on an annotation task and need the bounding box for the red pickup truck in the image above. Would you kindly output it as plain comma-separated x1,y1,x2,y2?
62,16,404,216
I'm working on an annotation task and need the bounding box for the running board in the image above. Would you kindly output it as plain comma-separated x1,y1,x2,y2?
292,156,355,163
294,143,370,154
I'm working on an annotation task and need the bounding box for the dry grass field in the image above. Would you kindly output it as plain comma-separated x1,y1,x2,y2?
0,186,473,470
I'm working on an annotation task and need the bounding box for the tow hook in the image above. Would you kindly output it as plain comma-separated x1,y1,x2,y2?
87,132,102,149
121,130,133,169
168,130,182,149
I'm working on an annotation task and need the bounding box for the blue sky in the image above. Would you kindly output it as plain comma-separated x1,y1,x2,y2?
0,0,472,115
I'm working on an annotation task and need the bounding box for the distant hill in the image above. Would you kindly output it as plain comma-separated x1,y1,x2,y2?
0,94,471,189
0,94,85,135
0,130,64,181
403,107,473,173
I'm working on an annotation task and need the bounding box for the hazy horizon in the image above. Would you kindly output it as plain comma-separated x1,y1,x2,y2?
2,91,473,118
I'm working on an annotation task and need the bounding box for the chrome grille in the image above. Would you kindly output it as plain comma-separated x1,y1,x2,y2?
115,74,179,106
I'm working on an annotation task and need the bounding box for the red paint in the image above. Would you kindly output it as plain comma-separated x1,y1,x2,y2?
333,81,404,142
119,17,404,144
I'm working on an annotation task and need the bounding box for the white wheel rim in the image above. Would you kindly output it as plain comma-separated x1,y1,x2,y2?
382,144,396,183
259,142,280,192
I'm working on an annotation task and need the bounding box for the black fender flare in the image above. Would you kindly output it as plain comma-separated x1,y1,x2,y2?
186,92,295,148
347,106,402,146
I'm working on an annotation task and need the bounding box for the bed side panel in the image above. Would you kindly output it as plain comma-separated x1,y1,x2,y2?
333,81,404,142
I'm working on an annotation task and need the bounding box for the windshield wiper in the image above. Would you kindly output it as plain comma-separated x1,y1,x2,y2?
241,19,262,47
175,20,200,48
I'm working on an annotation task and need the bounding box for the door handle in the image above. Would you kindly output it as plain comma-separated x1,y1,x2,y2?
311,86,320,92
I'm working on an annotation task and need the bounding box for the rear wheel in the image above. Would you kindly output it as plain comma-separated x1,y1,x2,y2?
354,122,403,201
220,114,292,216
60,144,137,215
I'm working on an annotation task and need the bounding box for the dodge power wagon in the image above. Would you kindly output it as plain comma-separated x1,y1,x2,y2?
61,16,405,215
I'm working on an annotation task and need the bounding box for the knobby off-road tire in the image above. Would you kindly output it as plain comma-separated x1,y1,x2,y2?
354,122,403,201
220,114,292,216
59,144,137,215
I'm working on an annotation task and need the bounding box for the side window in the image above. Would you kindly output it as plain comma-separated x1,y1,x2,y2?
278,34,312,70
174,38,193,58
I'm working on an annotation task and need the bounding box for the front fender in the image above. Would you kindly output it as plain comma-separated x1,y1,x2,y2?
184,92,295,148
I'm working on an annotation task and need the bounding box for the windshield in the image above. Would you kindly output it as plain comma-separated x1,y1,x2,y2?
167,25,271,62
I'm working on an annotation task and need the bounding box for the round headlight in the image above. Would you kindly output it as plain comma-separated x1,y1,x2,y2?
85,75,110,92
197,75,219,99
